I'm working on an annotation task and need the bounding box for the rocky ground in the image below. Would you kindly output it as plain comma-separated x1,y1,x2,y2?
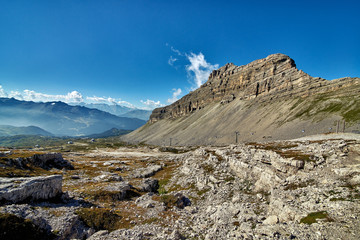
0,135,359,239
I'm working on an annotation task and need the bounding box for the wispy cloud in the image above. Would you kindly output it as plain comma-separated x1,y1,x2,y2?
0,85,135,108
170,46,184,56
167,88,182,103
186,52,219,89
140,99,164,110
21,90,84,103
86,96,135,108
166,45,219,91
0,85,7,97
168,56,177,66
1,87,84,103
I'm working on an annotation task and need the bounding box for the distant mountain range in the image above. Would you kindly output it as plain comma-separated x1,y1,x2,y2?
0,125,53,137
77,103,152,121
85,128,132,138
0,98,146,136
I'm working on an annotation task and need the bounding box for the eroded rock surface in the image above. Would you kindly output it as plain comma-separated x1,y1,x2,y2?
0,138,359,239
0,175,62,203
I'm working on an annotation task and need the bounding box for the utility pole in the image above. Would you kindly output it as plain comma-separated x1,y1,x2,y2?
343,120,346,133
336,120,340,133
235,131,239,144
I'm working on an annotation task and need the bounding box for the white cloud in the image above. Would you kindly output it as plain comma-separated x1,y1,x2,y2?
167,88,182,103
86,96,108,103
166,45,219,90
186,52,219,89
0,85,8,97
170,46,184,56
0,85,138,108
9,90,22,99
0,85,83,103
86,96,135,108
19,90,84,103
117,100,135,108
140,99,164,110
168,56,177,66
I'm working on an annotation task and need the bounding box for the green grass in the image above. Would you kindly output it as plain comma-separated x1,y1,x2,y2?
76,208,123,231
292,92,360,123
158,179,170,194
300,211,333,225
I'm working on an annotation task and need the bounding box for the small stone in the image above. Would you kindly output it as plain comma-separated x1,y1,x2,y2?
263,215,279,225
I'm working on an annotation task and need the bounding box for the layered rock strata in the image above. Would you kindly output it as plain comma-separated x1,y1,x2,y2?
150,53,358,123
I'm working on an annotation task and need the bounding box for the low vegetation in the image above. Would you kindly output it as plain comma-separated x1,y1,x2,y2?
76,208,123,231
247,142,315,162
0,213,55,240
300,211,333,225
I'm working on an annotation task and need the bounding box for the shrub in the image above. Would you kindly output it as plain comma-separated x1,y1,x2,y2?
76,208,122,231
0,213,55,240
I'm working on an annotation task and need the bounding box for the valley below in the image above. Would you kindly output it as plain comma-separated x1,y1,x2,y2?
1,134,359,239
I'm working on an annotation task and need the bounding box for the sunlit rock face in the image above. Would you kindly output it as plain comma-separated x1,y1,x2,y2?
150,53,358,122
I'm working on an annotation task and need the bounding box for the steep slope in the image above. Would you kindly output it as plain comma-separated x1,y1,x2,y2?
0,125,53,137
124,54,360,145
0,98,146,136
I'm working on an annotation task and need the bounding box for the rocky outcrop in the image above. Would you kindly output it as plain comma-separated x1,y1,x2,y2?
3,153,74,170
139,178,159,192
0,175,62,203
150,53,359,123
132,165,162,178
0,204,93,240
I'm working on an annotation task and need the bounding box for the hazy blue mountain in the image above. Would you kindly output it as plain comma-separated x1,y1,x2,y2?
85,128,132,138
78,103,152,121
119,109,152,121
0,125,53,137
0,98,146,136
79,103,133,116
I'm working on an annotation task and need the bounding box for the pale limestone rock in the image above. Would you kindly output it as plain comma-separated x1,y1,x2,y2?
0,175,62,203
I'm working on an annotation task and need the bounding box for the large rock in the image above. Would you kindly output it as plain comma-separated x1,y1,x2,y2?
0,175,62,203
139,178,159,192
5,153,74,170
132,165,162,178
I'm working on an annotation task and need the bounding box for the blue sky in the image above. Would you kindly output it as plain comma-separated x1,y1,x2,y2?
0,0,359,109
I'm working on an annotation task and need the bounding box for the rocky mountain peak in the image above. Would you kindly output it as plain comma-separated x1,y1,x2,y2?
149,54,359,125
149,54,318,123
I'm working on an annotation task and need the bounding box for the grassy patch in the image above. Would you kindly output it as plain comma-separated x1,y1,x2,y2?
76,208,123,231
300,211,333,225
247,142,314,162
153,162,178,194
291,90,360,124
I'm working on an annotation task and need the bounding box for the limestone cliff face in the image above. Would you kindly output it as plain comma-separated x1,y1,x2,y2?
150,54,356,123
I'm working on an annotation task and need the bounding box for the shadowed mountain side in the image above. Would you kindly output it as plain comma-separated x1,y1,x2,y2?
0,125,53,137
123,54,360,145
